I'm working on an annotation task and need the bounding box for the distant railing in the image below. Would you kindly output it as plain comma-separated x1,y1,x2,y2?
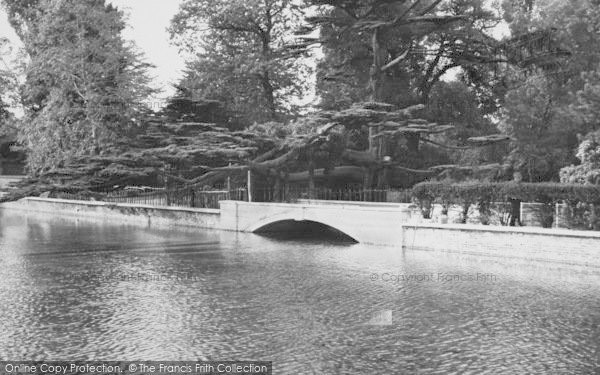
55,184,412,208
57,187,247,209
252,187,412,203
104,187,248,209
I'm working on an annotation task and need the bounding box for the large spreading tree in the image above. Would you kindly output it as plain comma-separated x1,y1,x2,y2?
307,0,504,110
282,0,527,186
187,0,572,194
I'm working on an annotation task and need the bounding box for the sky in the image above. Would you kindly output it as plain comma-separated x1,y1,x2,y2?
107,0,186,105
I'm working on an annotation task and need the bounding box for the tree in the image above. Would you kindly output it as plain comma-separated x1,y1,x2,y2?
1,0,42,52
424,81,506,167
559,67,600,185
502,0,600,81
0,37,18,126
169,0,311,125
3,0,153,175
305,0,504,109
0,37,22,173
1,100,281,201
572,67,600,131
560,130,600,185
499,75,578,182
160,89,234,127
498,0,600,181
294,0,519,185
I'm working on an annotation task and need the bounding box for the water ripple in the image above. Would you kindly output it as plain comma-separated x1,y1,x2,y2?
0,211,599,373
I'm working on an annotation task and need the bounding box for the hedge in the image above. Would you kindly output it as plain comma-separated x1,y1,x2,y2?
412,182,600,205
411,182,600,229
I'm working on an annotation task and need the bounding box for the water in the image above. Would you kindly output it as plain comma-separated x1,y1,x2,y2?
0,210,599,374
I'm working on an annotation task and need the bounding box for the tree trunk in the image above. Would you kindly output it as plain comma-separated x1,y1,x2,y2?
260,72,277,120
260,8,276,121
406,133,420,153
369,28,387,188
369,29,387,103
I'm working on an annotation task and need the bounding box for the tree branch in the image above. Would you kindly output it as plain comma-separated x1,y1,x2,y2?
402,15,465,25
421,138,474,150
418,0,444,16
397,0,422,21
381,47,411,72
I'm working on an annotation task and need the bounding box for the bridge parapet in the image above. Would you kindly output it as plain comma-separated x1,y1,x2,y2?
296,199,415,209
219,200,417,245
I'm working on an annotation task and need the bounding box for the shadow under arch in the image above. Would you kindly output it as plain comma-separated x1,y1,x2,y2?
252,220,359,243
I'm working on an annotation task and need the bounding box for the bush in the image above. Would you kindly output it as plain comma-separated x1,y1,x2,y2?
558,202,600,230
412,181,600,229
531,202,555,228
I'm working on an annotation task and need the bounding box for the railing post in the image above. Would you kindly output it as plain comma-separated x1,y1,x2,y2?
308,152,315,200
227,162,232,200
227,178,231,200
284,179,290,202
273,177,281,202
247,170,253,202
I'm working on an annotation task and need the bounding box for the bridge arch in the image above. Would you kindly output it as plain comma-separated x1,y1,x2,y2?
219,201,409,246
245,213,360,243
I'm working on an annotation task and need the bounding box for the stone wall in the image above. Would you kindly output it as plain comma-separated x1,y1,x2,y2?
1,197,221,229
402,223,600,267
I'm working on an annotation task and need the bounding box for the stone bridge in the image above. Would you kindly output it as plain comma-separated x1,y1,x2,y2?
219,200,417,245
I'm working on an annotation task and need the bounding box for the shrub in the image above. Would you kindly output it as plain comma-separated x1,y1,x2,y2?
411,181,600,229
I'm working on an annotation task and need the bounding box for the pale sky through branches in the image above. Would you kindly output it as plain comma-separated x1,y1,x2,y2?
107,0,185,106
0,0,509,112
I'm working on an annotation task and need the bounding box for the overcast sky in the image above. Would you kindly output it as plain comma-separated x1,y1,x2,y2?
108,0,185,103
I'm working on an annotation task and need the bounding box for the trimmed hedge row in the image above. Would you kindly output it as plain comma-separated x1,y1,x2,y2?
412,182,600,205
411,182,600,229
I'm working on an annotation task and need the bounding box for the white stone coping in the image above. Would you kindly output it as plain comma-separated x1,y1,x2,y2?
220,200,412,213
8,197,221,215
0,175,25,179
296,199,415,208
402,222,600,239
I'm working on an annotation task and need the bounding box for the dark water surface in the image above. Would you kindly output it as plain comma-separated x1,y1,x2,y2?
0,210,599,374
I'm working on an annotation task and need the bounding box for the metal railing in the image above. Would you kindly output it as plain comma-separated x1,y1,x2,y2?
252,187,412,203
103,187,247,209
56,187,247,209
56,184,412,208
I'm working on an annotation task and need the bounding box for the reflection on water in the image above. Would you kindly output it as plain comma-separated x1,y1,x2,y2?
0,209,599,374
